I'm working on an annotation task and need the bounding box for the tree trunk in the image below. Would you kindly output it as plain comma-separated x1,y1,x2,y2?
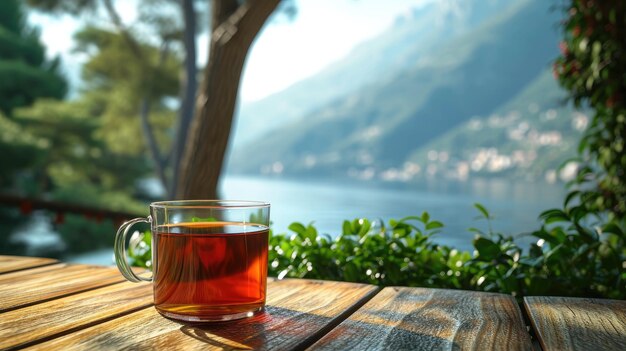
169,0,198,198
175,0,280,199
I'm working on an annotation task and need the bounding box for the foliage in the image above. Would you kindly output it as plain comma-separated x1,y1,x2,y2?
267,204,624,299
127,230,152,268
554,0,626,218
0,0,67,257
6,98,150,256
73,26,180,157
268,214,473,289
54,214,117,253
12,100,151,200
26,0,206,197
0,6,183,256
74,26,181,99
465,204,624,300
0,113,45,188
521,206,624,299
24,0,98,16
0,0,67,116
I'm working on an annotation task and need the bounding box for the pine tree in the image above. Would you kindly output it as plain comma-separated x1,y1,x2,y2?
0,0,67,116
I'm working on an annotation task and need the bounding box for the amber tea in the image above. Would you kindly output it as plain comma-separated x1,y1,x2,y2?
153,222,268,320
114,200,270,322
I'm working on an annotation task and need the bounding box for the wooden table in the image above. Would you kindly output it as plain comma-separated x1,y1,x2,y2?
0,256,624,350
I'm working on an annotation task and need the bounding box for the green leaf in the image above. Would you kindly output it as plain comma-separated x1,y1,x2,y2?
532,230,560,246
398,216,423,223
142,230,152,246
602,222,624,239
473,237,500,260
539,209,570,223
305,223,318,241
288,222,307,236
474,203,490,219
426,221,444,231
356,219,370,237
528,243,543,258
342,220,352,235
544,215,571,225
564,191,581,208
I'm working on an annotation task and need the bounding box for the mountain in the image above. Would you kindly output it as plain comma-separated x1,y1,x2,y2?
231,0,515,145
405,69,585,183
228,0,575,183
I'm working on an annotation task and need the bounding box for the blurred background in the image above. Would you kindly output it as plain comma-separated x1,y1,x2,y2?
1,0,583,264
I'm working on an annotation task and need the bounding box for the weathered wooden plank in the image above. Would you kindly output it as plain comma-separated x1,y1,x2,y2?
0,263,128,312
0,255,57,274
24,278,378,350
309,287,533,351
0,281,153,350
525,296,626,351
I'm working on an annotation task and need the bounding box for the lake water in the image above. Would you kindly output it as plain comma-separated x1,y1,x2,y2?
67,175,565,265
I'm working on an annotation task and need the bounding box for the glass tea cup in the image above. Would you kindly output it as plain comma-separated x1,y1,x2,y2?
114,200,270,322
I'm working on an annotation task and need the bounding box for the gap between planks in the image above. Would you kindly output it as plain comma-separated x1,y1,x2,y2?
296,285,382,350
518,300,543,351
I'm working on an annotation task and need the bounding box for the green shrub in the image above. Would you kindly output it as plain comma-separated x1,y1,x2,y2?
127,230,152,269
554,0,626,218
268,212,473,290
268,203,624,299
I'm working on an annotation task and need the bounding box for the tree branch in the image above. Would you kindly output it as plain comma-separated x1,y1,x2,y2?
139,98,168,188
140,39,173,190
101,0,173,191
169,0,198,198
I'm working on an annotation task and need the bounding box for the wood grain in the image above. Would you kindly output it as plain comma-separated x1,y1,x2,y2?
0,255,57,274
309,287,533,351
525,296,626,351
0,263,128,312
0,281,153,350
24,278,378,350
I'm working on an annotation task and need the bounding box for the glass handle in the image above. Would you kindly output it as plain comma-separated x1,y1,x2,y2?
114,216,153,282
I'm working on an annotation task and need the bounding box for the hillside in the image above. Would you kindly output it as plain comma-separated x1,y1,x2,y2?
228,0,575,183
231,0,514,145
406,69,585,183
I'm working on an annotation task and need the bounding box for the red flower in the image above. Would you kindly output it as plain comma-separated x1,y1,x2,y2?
559,41,569,56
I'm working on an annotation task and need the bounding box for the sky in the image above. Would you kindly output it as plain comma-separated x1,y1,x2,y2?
29,0,429,103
